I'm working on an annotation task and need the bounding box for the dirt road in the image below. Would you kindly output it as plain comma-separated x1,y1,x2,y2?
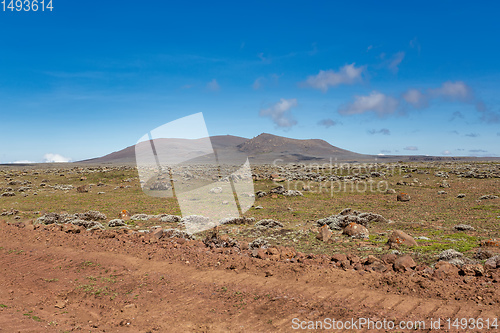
0,222,498,332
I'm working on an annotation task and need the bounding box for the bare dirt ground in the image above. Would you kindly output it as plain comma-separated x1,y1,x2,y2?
1,222,499,332
1,162,500,332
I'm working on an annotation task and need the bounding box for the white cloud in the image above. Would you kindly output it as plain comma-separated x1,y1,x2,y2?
442,150,451,155
43,153,71,163
338,91,399,117
402,89,428,108
388,52,405,73
259,98,298,128
430,81,472,102
318,119,338,128
404,146,418,151
206,79,220,91
303,63,365,92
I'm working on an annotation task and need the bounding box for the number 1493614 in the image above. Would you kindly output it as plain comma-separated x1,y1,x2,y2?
2,0,53,11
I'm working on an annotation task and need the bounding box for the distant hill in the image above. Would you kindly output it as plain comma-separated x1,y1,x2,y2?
78,132,480,165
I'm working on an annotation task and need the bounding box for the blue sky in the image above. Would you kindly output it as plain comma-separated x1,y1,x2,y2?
1,1,499,163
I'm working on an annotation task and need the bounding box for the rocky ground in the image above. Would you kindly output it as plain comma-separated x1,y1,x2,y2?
0,161,499,332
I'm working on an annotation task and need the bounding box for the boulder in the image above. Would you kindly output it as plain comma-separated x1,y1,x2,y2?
393,255,416,272
397,193,411,202
387,230,417,248
433,261,459,279
316,225,332,242
342,223,369,239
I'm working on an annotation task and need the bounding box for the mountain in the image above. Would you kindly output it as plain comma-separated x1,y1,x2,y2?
236,133,363,162
79,132,474,165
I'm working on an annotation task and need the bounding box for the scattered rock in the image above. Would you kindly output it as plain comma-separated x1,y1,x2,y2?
342,222,369,239
380,253,397,264
316,225,332,242
385,189,396,194
438,249,466,266
283,190,303,197
457,193,466,198
484,256,500,270
393,255,416,272
163,228,194,240
316,208,387,230
331,253,347,262
453,224,475,231
1,192,15,197
256,191,267,198
433,261,459,278
269,186,286,195
220,217,255,225
475,248,497,260
387,230,417,248
439,180,450,188
255,219,283,229
479,194,499,200
76,185,88,193
108,219,126,227
130,214,150,221
76,211,107,221
459,264,484,276
54,184,73,191
249,238,269,250
159,215,181,223
119,210,131,220
71,219,104,230
397,193,411,202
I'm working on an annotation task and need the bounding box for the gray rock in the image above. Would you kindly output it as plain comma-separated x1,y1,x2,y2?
269,186,286,195
163,228,194,240
479,194,499,200
316,209,387,230
457,193,466,198
130,214,150,221
54,184,73,191
159,214,181,223
220,217,255,225
283,190,303,197
484,256,500,269
255,219,283,229
453,224,475,231
108,219,126,227
1,192,15,197
71,219,104,230
438,249,469,266
249,237,269,250
75,210,106,221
